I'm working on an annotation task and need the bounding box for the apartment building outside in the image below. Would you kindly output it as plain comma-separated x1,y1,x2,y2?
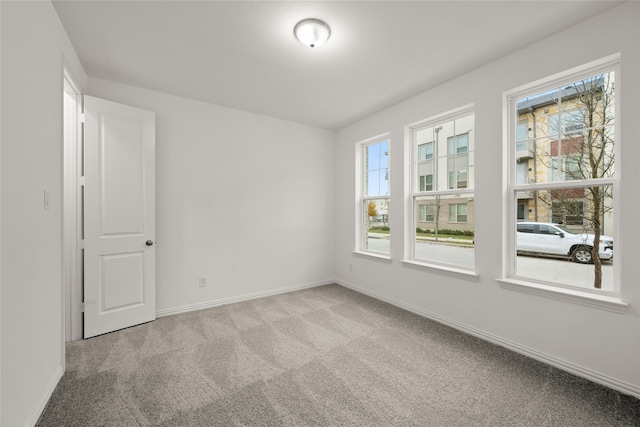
515,73,614,236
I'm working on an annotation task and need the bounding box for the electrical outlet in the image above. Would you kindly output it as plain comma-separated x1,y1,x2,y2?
348,263,353,272
198,277,207,287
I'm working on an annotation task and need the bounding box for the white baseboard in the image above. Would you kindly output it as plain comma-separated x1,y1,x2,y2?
156,278,336,318
28,365,63,427
336,279,640,400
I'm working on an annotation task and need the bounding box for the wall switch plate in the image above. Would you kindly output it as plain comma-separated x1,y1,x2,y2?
198,277,207,287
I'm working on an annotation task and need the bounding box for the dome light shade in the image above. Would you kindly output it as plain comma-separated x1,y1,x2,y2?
294,19,331,49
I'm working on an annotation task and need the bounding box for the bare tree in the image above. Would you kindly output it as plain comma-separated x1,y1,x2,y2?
433,196,442,241
538,74,615,288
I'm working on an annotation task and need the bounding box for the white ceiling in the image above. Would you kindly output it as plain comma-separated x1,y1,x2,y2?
52,1,621,130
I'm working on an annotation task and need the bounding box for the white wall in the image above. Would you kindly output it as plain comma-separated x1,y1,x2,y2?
335,2,640,397
0,1,87,426
87,78,336,315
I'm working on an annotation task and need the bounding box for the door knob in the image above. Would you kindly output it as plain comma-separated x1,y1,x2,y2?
146,240,154,246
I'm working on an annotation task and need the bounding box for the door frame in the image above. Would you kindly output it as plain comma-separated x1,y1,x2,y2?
63,67,84,342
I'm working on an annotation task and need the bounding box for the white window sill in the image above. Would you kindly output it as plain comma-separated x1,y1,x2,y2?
401,259,479,280
352,250,392,262
497,278,628,314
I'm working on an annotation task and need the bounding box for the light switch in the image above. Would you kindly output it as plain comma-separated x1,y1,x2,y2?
44,190,49,210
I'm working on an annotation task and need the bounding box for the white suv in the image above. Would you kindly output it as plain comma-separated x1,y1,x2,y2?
516,222,613,264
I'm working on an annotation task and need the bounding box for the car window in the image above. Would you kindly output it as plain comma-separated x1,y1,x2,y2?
538,225,559,235
554,224,573,234
517,224,534,233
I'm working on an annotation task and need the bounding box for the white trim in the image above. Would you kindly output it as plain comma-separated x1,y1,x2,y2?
355,133,391,255
352,250,392,262
497,278,627,313
400,259,478,280
406,106,476,269
405,103,475,130
503,56,621,295
62,66,84,343
502,53,621,101
156,279,334,318
336,279,640,400
28,365,63,427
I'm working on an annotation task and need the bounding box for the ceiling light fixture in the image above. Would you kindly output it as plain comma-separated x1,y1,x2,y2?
294,18,331,49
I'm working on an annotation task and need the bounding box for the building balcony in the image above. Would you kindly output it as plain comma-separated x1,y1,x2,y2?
516,190,535,200
516,141,534,160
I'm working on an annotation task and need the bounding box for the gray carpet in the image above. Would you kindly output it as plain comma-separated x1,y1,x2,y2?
37,284,640,426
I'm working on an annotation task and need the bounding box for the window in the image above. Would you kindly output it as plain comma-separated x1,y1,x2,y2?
517,223,534,233
419,204,435,222
508,60,617,293
516,121,529,148
516,162,528,185
552,199,584,225
449,203,468,223
357,136,390,256
418,142,433,160
419,174,433,191
410,107,475,270
448,133,469,155
517,202,527,221
549,108,585,135
448,170,468,189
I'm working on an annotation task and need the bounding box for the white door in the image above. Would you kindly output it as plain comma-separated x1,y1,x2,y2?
83,96,156,338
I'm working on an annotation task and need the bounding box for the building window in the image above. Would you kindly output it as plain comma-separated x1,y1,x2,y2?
517,202,527,221
357,136,390,256
419,174,433,191
552,200,584,225
508,59,617,292
409,107,475,270
448,133,469,155
419,204,435,222
449,203,468,223
418,142,433,160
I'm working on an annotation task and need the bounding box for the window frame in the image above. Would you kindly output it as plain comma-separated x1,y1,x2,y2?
503,55,621,299
355,133,391,259
405,104,476,272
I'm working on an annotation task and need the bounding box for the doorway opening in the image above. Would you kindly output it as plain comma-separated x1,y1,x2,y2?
63,69,83,342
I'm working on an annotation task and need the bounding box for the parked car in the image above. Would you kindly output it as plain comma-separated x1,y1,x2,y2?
516,222,613,264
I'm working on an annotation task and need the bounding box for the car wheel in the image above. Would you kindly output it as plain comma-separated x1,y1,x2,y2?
573,246,592,264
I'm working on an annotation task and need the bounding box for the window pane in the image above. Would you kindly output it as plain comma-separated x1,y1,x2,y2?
456,134,469,154
367,144,380,170
448,204,456,222
425,174,433,191
447,136,455,156
516,162,528,185
360,137,390,255
512,69,615,292
515,184,614,291
516,121,529,142
379,140,389,168
457,170,468,189
418,144,427,161
415,115,475,192
517,71,615,186
365,199,390,254
365,139,390,197
415,194,474,269
367,170,380,196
